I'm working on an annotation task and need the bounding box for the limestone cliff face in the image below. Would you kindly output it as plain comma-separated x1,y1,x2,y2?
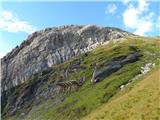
1,25,132,91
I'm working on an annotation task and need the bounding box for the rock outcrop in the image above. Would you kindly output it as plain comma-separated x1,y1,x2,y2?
1,25,132,91
91,51,141,83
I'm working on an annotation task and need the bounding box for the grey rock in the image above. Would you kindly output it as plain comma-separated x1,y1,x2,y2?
91,52,140,83
1,25,132,91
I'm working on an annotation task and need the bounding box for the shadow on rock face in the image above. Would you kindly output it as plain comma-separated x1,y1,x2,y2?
91,51,141,83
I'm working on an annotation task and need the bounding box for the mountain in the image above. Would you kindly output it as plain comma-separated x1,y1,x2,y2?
1,25,132,91
1,25,160,120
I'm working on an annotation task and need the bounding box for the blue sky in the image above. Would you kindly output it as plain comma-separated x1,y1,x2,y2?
0,0,160,58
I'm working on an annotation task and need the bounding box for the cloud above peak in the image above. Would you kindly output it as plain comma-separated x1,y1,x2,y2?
0,10,37,34
122,0,155,36
105,4,117,14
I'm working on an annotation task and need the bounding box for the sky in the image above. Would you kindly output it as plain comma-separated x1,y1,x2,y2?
0,0,160,58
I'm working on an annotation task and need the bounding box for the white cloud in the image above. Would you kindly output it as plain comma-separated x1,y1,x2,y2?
105,4,117,14
134,21,153,35
122,0,155,36
0,10,37,34
123,0,131,5
138,0,149,11
123,5,138,29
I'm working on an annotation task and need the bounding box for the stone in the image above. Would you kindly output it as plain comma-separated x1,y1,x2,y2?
140,63,154,74
121,52,140,65
91,52,140,83
1,25,132,91
120,85,125,89
21,113,25,116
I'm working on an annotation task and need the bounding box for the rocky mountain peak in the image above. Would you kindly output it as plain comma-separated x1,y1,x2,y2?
1,25,132,91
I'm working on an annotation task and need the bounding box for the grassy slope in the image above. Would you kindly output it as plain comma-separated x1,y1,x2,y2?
4,36,160,120
82,68,160,120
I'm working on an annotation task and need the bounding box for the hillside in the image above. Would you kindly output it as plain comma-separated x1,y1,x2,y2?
1,36,160,120
82,68,160,120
